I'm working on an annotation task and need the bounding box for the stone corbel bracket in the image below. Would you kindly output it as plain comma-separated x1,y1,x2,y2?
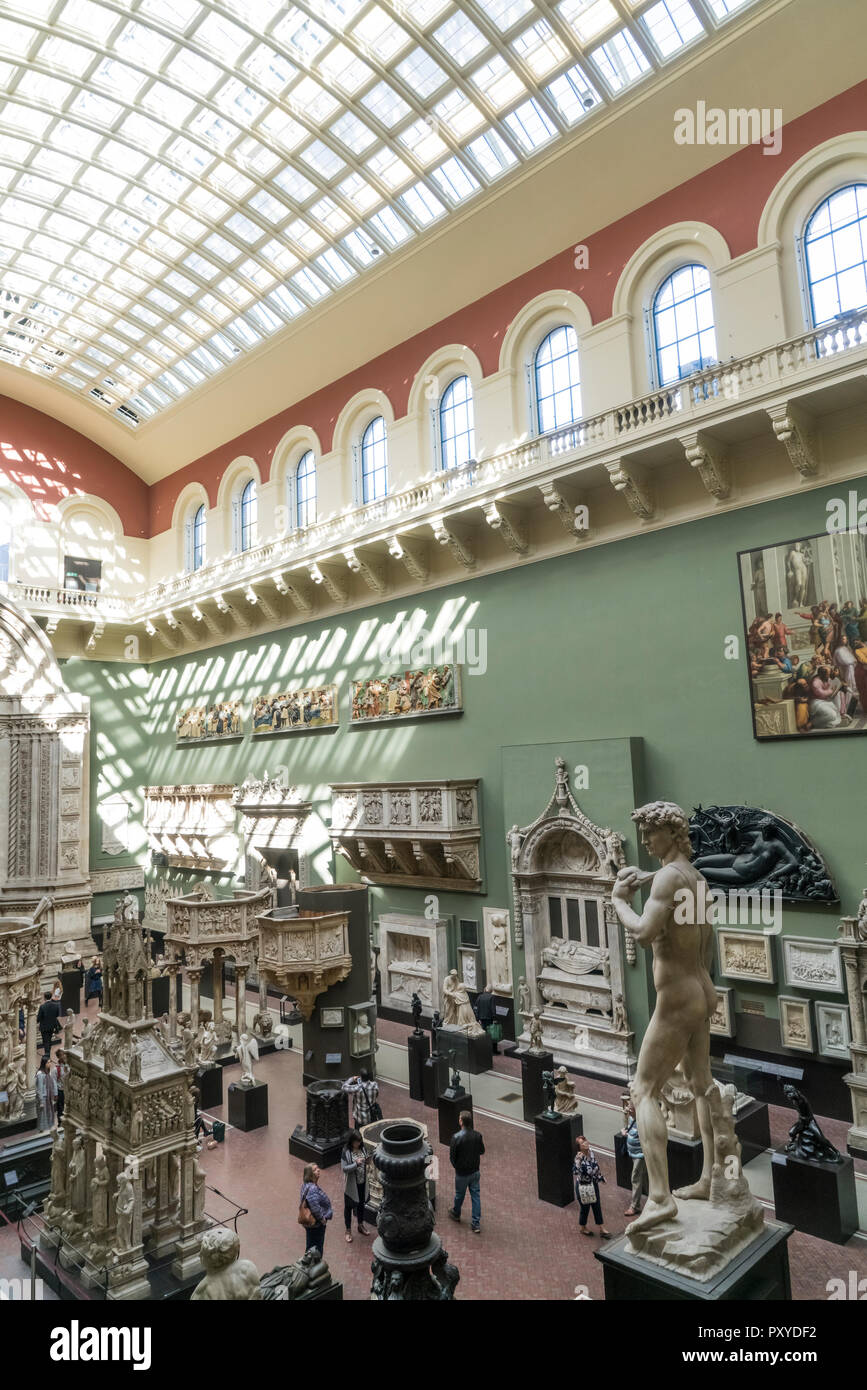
430,517,475,569
214,592,250,630
190,602,222,637
343,546,387,594
387,534,429,582
767,402,820,479
483,500,528,554
681,431,730,501
307,561,348,604
605,461,654,520
143,618,181,650
538,482,590,541
275,572,314,613
244,583,280,622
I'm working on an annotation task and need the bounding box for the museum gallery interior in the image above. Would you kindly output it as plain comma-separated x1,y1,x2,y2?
0,0,866,1310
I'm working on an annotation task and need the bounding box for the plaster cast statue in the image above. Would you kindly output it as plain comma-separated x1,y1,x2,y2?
48,1127,67,1209
610,801,743,1239
191,1227,262,1301
527,1008,545,1056
197,1020,218,1066
541,936,607,977
440,970,483,1037
121,892,140,925
780,1082,843,1164
553,1065,579,1115
352,1011,372,1055
182,1026,198,1068
517,977,531,1016
192,1159,206,1222
114,1168,135,1252
91,1153,110,1234
128,1030,142,1083
487,913,509,989
612,993,627,1033
168,1151,180,1205
62,1011,76,1050
507,824,522,869
68,1132,87,1216
410,993,423,1033
130,1105,143,1146
235,1030,259,1085
252,1010,273,1038
101,1026,118,1074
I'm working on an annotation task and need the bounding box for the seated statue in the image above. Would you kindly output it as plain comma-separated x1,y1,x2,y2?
780,1081,843,1164
259,1249,332,1300
553,1065,579,1116
440,969,483,1037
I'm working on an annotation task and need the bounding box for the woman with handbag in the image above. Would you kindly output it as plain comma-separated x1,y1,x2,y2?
573,1135,611,1239
299,1163,333,1254
340,1130,371,1243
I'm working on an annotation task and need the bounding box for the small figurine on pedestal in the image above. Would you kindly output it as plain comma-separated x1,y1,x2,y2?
780,1081,843,1163
235,1031,259,1086
517,977,531,1016
612,993,627,1033
527,1008,545,1056
553,1066,579,1115
540,1069,558,1117
411,993,423,1034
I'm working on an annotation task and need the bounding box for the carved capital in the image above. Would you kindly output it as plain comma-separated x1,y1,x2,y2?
483,501,528,554
387,534,429,582
767,403,819,478
681,431,730,501
430,518,475,569
606,462,654,520
343,547,387,594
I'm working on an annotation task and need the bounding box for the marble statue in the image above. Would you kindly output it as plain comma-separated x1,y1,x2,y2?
91,1153,110,1234
252,1009,273,1037
47,1127,67,1213
101,1026,118,1073
611,799,763,1276
440,969,483,1037
128,1030,142,1083
168,1152,180,1205
197,1020,218,1066
192,1159,206,1222
527,1007,545,1056
507,824,522,869
191,1227,262,1301
260,1248,333,1300
612,993,627,1033
352,1011,372,1055
62,1010,76,1050
130,1105,143,1145
553,1065,579,1115
517,977,531,1016
780,1082,843,1163
68,1132,87,1216
182,1026,198,1067
114,1168,135,1252
235,1030,259,1085
411,992,423,1033
540,1069,558,1116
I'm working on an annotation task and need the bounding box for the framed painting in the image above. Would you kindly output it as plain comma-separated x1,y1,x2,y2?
350,665,462,724
176,701,242,742
782,937,843,993
778,995,813,1052
252,685,337,734
815,1001,851,1059
320,1006,344,1029
717,928,775,984
737,532,867,742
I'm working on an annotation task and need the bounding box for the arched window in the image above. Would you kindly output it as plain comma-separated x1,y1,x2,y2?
360,416,388,502
652,264,717,386
239,478,257,552
439,375,475,470
534,325,582,432
0,501,10,582
804,184,867,326
296,450,316,528
192,504,206,570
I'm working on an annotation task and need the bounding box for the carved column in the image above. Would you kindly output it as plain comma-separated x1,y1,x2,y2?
236,965,248,1034
25,995,38,1098
212,952,224,1028
258,968,269,1018
167,964,179,1040
188,969,201,1034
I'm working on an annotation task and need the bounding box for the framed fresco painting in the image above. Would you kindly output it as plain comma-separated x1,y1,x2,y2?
350,664,462,724
176,701,242,742
815,1001,850,1059
709,986,735,1037
252,686,337,734
717,928,775,984
737,531,867,742
778,995,813,1052
782,937,843,993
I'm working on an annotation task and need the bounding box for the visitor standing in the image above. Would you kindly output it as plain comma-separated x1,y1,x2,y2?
448,1110,484,1234
36,990,60,1058
622,1101,646,1217
85,957,103,1007
342,1070,381,1129
573,1135,610,1238
340,1130,370,1242
35,1056,56,1131
299,1163,332,1254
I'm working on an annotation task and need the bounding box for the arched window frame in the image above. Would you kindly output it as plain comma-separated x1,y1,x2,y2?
356,416,388,504
437,374,476,471
0,495,12,583
295,450,316,529
231,477,258,553
531,324,583,434
648,263,718,388
183,502,207,573
799,182,867,329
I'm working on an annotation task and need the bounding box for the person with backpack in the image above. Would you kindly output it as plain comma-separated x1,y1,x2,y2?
342,1070,381,1129
299,1164,333,1254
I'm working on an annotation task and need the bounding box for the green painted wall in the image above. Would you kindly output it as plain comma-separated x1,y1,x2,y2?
63,470,866,1039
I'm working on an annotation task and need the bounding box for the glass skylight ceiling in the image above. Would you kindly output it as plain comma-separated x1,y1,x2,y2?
0,0,763,428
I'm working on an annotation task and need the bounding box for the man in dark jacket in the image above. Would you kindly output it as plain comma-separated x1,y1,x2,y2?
36,991,60,1058
474,983,498,1052
448,1111,485,1233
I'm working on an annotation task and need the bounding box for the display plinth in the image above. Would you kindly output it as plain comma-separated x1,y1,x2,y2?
196,1063,223,1110
735,1099,771,1166
440,1027,492,1076
534,1112,575,1207
595,1221,793,1301
421,1052,450,1109
438,1092,471,1146
151,972,183,1018
60,970,81,1016
771,1150,858,1245
228,1079,268,1132
667,1135,704,1190
407,1032,429,1102
520,1050,554,1123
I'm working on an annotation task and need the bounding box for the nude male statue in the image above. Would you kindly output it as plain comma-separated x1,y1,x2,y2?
611,800,723,1237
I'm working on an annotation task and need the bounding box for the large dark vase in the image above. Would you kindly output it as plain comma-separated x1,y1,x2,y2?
370,1122,459,1300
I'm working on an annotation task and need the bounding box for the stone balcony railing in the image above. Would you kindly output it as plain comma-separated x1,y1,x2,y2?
8,305,867,653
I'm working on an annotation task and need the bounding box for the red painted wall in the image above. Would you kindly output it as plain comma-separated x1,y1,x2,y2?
0,396,149,536
5,80,866,541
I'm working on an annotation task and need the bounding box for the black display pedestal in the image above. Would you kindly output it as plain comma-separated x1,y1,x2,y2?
289,1082,349,1167
736,1100,771,1166
595,1222,793,1300
438,1092,471,1146
667,1135,704,1190
771,1150,859,1245
228,1080,268,1132
441,1028,493,1076
60,970,81,1017
520,1050,554,1123
534,1112,574,1207
422,1053,450,1109
196,1064,223,1110
407,1032,429,1102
